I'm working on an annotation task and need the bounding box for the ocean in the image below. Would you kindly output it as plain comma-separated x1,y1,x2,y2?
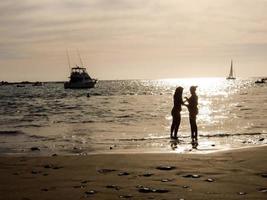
0,78,266,155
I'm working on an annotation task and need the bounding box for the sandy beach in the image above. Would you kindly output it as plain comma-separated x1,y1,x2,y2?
0,146,267,200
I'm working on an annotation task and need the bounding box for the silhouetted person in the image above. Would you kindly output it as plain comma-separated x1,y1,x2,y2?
170,86,184,139
185,86,198,144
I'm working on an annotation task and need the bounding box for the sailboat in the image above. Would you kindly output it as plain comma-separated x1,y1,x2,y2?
226,60,236,80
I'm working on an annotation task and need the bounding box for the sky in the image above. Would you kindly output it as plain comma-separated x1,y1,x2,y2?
0,0,267,81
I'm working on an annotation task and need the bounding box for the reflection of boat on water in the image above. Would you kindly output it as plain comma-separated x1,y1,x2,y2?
64,66,97,89
64,50,97,89
226,60,236,80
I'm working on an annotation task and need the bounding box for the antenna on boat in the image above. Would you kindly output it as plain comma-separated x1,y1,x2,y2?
66,49,71,72
77,49,84,67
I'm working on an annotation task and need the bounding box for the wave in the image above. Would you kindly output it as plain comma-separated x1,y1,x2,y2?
117,132,266,142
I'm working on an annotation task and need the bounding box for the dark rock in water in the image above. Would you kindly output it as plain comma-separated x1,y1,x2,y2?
85,190,96,195
30,147,40,151
205,178,215,182
238,192,247,195
258,188,267,193
106,185,121,190
119,195,133,199
156,166,176,171
211,144,215,147
98,169,116,174
52,154,58,157
259,138,264,141
118,172,130,176
142,173,154,177
110,146,113,150
261,173,267,178
41,188,49,192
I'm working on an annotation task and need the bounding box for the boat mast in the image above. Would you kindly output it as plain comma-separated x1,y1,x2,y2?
77,49,84,67
66,49,71,72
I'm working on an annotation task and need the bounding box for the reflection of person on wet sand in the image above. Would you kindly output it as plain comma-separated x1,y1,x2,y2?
185,86,199,146
170,86,184,140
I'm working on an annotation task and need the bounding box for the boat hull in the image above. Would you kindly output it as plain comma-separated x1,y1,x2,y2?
226,77,236,80
64,80,97,89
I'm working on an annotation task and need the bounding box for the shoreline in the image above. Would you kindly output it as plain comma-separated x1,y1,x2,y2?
0,146,267,199
1,143,267,157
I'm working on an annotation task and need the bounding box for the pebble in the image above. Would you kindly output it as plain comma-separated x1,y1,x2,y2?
156,166,176,171
258,188,267,193
85,190,96,195
261,173,267,178
138,187,169,193
183,174,201,178
259,138,264,141
118,172,130,176
119,195,133,199
142,173,154,177
106,185,121,190
30,147,40,151
161,178,173,182
98,169,116,174
205,178,214,182
238,192,247,195
73,185,86,189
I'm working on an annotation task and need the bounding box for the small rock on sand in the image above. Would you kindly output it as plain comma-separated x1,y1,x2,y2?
238,192,247,195
258,188,267,193
98,169,116,174
119,195,133,199
183,174,201,178
142,173,154,177
30,147,40,151
85,190,96,195
118,172,130,176
138,187,169,193
156,166,176,171
205,178,215,182
106,185,121,190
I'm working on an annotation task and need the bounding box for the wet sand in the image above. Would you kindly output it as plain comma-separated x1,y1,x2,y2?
0,146,267,200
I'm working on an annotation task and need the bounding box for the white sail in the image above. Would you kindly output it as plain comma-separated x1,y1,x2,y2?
227,60,236,80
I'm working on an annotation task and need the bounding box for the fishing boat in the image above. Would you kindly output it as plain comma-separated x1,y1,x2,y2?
226,60,236,80
64,50,97,89
64,66,97,89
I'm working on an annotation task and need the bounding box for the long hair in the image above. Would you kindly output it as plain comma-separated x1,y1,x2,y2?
174,86,183,104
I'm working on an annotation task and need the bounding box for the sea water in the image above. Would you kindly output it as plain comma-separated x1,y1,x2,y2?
0,78,266,155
